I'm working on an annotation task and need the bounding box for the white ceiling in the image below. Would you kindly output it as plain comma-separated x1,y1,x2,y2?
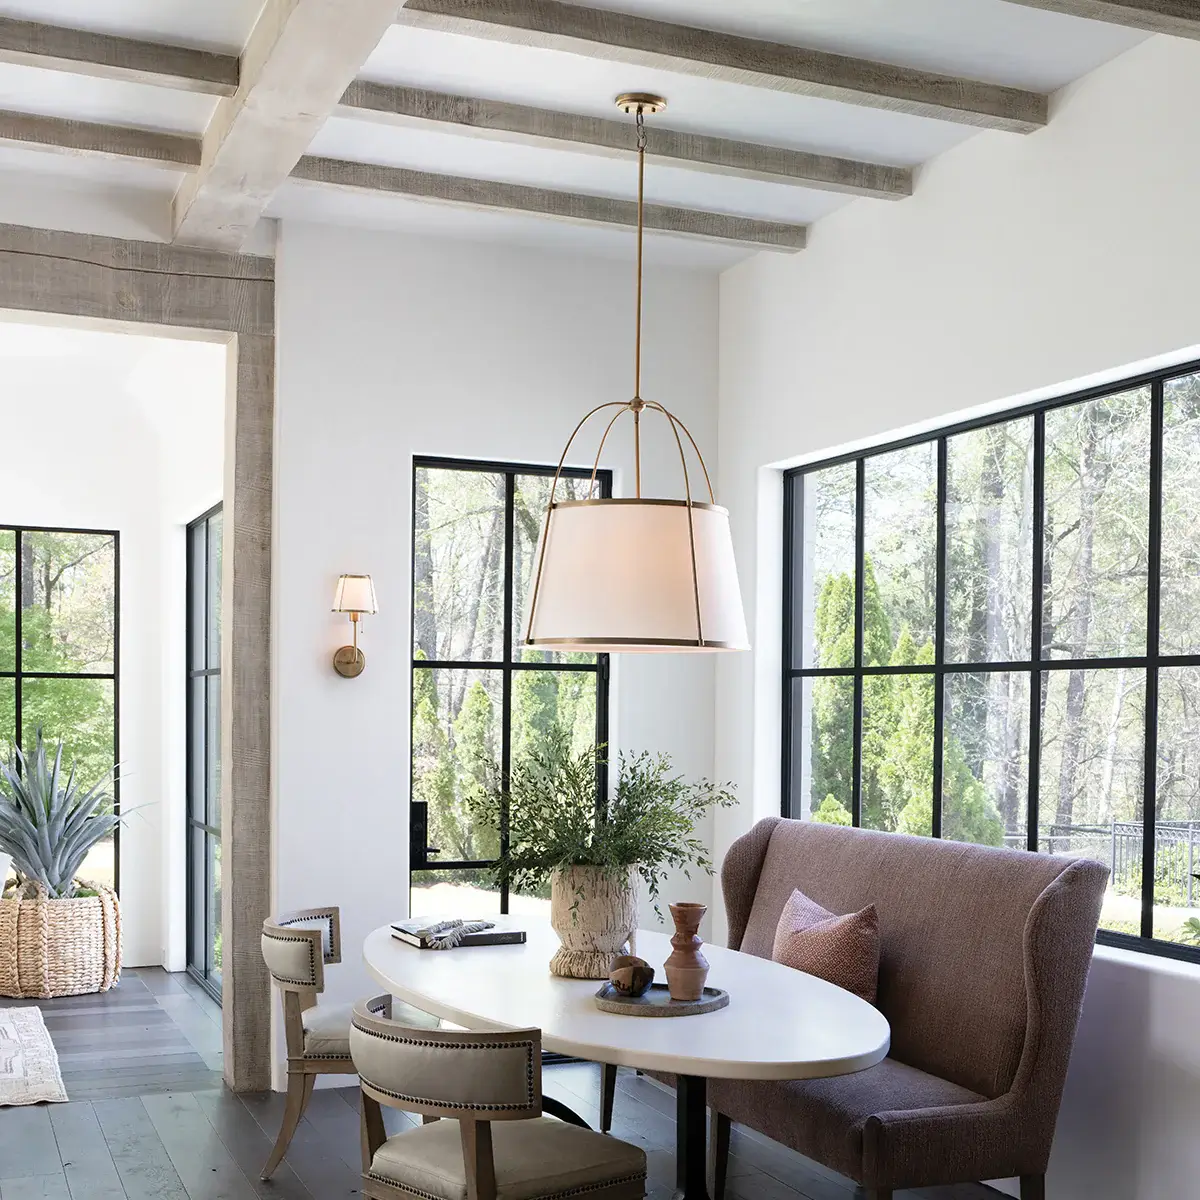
0,0,262,52
306,117,851,224
267,177,752,269
359,27,980,166
0,60,217,131
0,0,1151,267
561,0,1144,89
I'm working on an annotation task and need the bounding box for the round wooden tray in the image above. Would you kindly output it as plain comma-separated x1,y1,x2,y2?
593,982,729,1017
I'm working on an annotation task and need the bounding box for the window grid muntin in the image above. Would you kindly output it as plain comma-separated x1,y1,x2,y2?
185,504,221,1000
410,457,611,914
782,356,1200,964
0,523,120,892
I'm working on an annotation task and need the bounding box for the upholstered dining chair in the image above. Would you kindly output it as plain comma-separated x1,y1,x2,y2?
259,906,438,1181
350,995,648,1200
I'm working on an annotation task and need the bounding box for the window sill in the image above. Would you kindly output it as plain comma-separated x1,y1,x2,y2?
1093,940,1200,982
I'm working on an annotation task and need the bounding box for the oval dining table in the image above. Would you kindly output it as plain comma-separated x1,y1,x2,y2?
364,917,890,1200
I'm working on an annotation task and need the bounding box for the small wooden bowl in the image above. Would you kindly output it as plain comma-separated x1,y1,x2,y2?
609,955,655,998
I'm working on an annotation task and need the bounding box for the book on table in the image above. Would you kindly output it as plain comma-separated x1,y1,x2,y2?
390,918,526,950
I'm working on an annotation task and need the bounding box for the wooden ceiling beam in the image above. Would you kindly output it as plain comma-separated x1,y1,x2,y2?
338,81,912,200
0,16,237,95
394,0,1047,133
171,0,401,250
1003,0,1200,39
290,155,808,251
0,109,199,170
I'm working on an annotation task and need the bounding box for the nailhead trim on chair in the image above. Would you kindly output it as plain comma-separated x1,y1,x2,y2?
352,1020,537,1111
262,930,318,988
366,1169,647,1199
278,909,339,963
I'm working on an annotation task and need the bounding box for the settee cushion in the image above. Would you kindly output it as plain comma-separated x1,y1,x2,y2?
772,888,879,1003
707,1057,985,1181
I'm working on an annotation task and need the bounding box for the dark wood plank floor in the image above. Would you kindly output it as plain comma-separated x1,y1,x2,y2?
1,970,1003,1200
0,968,223,1101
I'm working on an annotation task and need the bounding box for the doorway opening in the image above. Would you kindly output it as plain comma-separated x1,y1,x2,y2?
0,315,227,980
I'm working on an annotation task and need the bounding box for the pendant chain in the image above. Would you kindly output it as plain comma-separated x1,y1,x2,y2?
634,108,646,401
633,106,647,498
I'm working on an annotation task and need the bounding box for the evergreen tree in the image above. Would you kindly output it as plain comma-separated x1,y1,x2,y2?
811,556,893,815
452,679,499,860
809,560,1005,848
879,628,934,834
812,795,852,825
411,658,458,854
512,666,560,761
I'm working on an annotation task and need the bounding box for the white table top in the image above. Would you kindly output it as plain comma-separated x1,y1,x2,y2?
363,918,890,1081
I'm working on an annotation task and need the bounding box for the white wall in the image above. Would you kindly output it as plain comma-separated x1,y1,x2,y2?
715,32,1200,1200
0,319,225,969
273,222,719,1086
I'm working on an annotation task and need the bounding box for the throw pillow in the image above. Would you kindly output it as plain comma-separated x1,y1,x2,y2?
771,887,880,1004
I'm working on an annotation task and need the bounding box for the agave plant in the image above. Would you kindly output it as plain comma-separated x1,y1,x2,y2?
0,729,119,899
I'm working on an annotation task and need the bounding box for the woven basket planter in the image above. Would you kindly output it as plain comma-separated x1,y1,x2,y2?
0,880,121,998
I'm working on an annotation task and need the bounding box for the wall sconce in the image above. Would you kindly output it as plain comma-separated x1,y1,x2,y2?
331,574,377,678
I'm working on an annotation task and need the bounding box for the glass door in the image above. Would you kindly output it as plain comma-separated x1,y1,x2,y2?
409,459,609,919
186,506,222,998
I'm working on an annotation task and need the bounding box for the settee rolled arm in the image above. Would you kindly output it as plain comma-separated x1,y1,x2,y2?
862,857,1106,1190
721,818,780,950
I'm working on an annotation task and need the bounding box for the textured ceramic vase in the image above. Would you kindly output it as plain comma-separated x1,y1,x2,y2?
549,866,638,979
664,901,709,1001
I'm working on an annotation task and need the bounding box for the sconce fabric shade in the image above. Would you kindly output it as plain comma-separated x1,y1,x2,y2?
332,574,377,614
524,498,748,652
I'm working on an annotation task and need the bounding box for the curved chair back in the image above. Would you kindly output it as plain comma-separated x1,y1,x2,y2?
261,906,341,995
350,996,541,1120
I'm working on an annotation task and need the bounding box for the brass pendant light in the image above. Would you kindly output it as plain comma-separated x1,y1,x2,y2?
523,94,749,653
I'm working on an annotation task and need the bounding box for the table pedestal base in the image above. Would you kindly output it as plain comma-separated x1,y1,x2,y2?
674,1074,710,1200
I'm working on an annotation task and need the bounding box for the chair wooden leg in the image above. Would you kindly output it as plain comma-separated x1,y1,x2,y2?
708,1110,730,1200
261,1070,312,1180
1020,1176,1046,1200
600,1063,617,1133
863,1192,892,1200
360,1091,386,1173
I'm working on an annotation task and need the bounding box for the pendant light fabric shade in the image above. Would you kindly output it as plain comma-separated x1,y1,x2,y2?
523,94,748,655
524,498,748,652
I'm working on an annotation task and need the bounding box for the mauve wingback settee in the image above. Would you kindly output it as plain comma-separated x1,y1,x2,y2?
707,818,1108,1200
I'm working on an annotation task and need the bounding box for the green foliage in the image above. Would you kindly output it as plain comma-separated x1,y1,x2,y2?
810,560,1005,849
940,739,1005,845
0,729,121,898
471,727,736,917
0,531,116,800
452,679,499,862
513,668,559,761
1180,917,1200,946
1113,849,1196,908
811,795,851,826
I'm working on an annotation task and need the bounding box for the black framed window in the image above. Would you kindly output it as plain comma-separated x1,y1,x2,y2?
410,458,611,915
186,505,222,999
784,362,1200,963
0,525,119,890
